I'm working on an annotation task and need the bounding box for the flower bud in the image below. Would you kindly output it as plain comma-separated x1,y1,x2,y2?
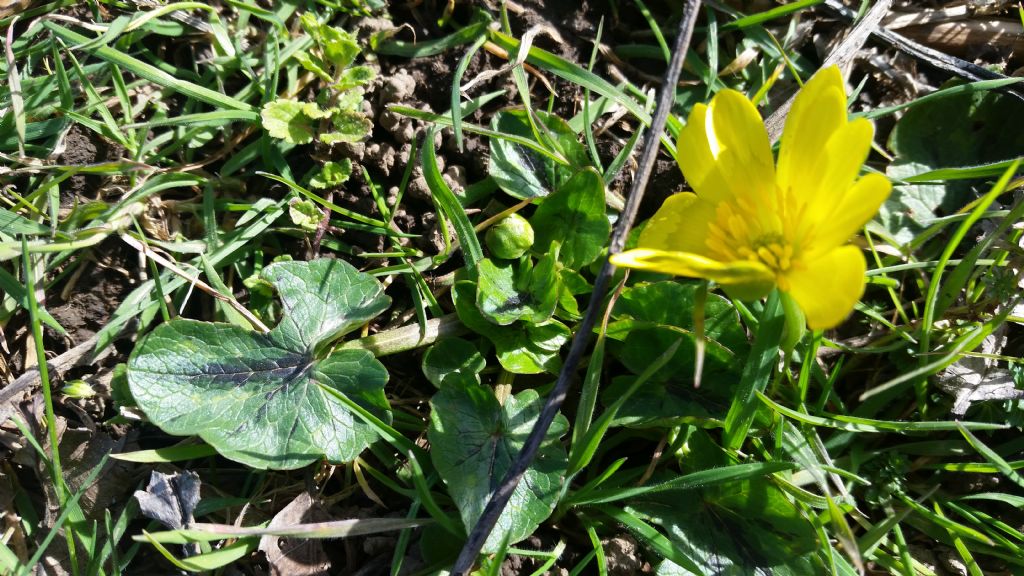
62,380,96,399
485,213,534,260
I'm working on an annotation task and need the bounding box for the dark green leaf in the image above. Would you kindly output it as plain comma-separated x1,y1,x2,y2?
429,386,568,553
422,337,485,389
453,280,569,374
876,86,1024,243
530,167,609,268
128,259,392,469
475,254,560,326
631,432,819,574
489,108,590,200
609,282,749,384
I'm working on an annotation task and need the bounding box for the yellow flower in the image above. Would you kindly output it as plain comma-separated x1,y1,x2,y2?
610,66,891,330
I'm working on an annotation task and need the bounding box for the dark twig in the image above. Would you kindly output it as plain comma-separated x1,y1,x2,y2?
822,0,1024,101
765,0,892,142
449,2,703,573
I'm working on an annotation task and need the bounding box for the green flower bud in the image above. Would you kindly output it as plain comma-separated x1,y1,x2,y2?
62,379,96,399
485,213,534,260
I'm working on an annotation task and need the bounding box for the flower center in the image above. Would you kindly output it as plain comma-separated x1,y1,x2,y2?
704,197,798,284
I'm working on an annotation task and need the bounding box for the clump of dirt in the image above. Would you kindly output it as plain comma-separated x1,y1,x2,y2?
47,240,135,350
57,124,126,204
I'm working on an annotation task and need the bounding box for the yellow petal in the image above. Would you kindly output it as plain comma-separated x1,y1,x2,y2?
820,118,875,196
677,90,775,206
677,103,731,203
809,173,892,254
792,118,876,233
709,90,777,207
637,192,718,255
610,248,775,299
777,66,846,203
784,245,866,330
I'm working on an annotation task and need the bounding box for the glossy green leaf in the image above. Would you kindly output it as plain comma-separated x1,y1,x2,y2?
529,167,609,268
429,385,568,553
454,280,570,374
608,282,749,384
476,254,560,326
422,337,486,389
631,432,819,574
488,108,590,200
127,259,393,470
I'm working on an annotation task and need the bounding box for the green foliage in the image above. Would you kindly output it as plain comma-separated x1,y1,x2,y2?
875,86,1024,244
529,168,609,268
7,1,1024,574
453,280,571,374
289,198,322,230
475,254,560,326
261,99,332,144
127,260,392,469
310,159,354,189
485,213,534,260
260,13,374,145
429,383,568,553
422,337,486,389
488,108,592,200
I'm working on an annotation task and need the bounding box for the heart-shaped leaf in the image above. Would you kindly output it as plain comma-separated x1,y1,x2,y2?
453,280,569,374
488,108,590,200
128,259,392,470
429,384,568,553
422,337,485,389
475,254,560,326
633,431,819,574
609,282,749,384
529,167,609,269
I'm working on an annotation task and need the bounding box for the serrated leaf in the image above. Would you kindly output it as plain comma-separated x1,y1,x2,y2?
300,14,360,70
475,254,560,326
489,108,590,200
429,386,568,553
422,337,485,389
127,259,393,470
336,66,375,91
261,99,331,145
293,50,333,83
529,167,609,268
310,159,354,190
289,199,321,231
320,110,372,145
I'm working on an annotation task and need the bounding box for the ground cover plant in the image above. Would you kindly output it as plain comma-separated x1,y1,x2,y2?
2,0,1024,574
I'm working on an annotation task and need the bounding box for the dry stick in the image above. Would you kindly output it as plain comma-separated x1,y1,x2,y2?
449,2,703,573
821,0,1024,98
764,0,892,142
